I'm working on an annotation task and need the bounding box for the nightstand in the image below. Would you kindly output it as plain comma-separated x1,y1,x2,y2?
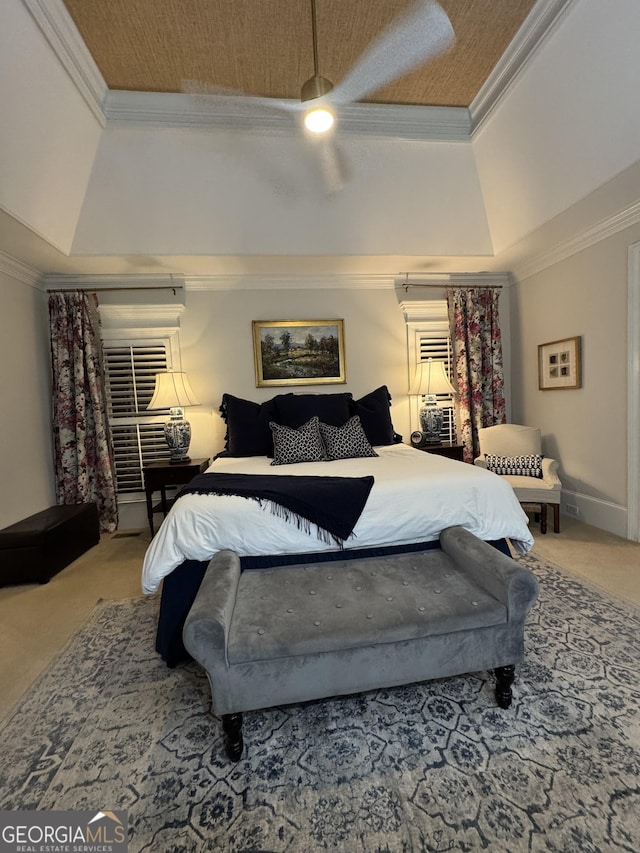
144,458,209,536
417,442,465,462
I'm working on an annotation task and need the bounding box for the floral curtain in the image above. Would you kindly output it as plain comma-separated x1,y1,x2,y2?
49,291,118,532
447,287,506,463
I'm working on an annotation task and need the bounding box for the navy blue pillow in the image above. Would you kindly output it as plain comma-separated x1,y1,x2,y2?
219,393,277,456
350,386,396,446
274,392,353,429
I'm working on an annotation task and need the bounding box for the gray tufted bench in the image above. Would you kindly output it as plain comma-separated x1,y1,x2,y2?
183,526,539,761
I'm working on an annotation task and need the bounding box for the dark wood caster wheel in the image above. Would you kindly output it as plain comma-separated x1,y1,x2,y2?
222,712,244,761
495,664,516,709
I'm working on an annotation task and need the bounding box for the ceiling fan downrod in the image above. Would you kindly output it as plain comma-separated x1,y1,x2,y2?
301,0,335,132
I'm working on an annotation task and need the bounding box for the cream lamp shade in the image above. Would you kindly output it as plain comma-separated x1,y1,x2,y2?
147,371,200,411
147,372,200,464
409,359,455,397
409,359,455,445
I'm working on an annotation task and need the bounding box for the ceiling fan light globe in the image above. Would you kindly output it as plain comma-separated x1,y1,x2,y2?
304,108,334,134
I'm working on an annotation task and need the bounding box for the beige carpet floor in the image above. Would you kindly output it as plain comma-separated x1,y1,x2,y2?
1,515,638,722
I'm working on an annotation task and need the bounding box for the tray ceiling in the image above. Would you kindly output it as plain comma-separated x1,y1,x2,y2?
62,0,538,108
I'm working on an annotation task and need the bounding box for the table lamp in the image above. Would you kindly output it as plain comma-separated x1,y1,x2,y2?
147,371,200,463
409,358,455,445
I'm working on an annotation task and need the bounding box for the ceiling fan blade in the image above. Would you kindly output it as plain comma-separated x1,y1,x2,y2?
183,79,300,120
309,135,350,195
329,0,455,107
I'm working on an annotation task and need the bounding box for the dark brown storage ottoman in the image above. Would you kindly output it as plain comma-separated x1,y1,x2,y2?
0,503,100,586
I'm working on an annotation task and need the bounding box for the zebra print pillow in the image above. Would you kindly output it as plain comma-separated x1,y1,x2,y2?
485,454,543,478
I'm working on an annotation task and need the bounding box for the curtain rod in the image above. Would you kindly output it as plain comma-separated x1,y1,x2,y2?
399,270,504,293
47,286,180,294
401,282,503,290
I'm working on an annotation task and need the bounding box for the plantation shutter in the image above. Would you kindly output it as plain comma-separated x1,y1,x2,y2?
104,343,171,493
417,329,456,444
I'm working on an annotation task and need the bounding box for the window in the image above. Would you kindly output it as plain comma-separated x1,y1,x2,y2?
415,328,456,444
103,341,172,494
403,299,457,443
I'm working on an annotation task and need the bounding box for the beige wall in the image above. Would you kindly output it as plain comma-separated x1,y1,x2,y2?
179,286,411,459
508,224,640,536
0,270,55,528
118,284,412,528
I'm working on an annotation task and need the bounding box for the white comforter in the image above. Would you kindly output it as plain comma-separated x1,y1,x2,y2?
141,444,533,593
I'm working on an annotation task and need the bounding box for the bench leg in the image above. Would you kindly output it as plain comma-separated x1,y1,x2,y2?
495,664,516,709
552,503,560,533
222,713,244,761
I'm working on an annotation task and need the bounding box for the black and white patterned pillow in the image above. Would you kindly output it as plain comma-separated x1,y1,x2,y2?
485,453,543,478
319,415,379,461
269,416,327,465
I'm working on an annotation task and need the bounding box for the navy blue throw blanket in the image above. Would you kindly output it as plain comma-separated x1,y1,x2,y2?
175,472,375,546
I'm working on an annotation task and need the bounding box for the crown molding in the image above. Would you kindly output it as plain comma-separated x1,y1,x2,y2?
0,250,43,289
21,0,108,126
338,103,471,141
514,200,640,281
104,90,472,141
103,90,290,132
470,0,576,135
184,273,397,291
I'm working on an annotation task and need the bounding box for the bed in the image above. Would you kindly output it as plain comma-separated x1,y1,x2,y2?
141,387,534,665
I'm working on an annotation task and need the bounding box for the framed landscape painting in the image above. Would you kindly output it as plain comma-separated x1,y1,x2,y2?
253,319,346,387
538,336,582,390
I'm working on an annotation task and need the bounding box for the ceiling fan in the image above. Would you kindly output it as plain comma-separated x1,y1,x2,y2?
295,0,455,133
186,0,455,193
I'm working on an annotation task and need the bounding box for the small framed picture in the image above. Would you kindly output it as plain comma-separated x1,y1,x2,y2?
253,319,346,387
538,336,582,390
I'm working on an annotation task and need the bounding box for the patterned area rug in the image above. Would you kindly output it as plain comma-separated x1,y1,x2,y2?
1,552,639,852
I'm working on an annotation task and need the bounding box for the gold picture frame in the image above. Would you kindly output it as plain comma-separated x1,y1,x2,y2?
253,319,346,387
538,336,582,390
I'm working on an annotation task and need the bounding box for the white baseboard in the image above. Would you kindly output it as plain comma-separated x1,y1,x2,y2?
561,490,628,539
117,500,148,532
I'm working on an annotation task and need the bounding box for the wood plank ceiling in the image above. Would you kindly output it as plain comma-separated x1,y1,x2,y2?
62,0,538,108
